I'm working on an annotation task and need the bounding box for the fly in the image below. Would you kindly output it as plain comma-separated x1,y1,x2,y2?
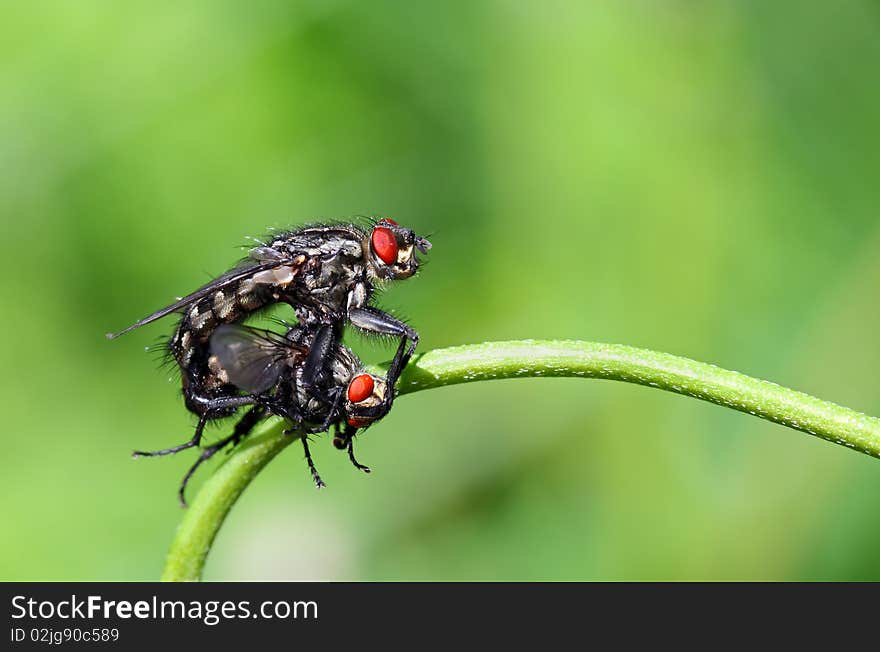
108,219,431,458
169,322,411,505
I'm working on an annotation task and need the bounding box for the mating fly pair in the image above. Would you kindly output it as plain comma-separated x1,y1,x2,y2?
108,218,431,504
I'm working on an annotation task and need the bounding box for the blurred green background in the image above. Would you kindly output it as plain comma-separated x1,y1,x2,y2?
2,1,879,581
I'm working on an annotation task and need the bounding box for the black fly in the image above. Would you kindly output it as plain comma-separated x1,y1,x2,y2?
108,219,431,458
171,322,411,506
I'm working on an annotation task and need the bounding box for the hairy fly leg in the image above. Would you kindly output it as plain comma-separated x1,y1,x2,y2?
300,435,326,489
348,305,419,389
348,306,419,357
177,405,268,507
132,394,258,458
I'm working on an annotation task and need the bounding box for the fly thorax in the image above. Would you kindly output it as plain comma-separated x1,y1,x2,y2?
300,256,365,322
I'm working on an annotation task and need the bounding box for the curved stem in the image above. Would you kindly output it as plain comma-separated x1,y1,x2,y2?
161,340,880,581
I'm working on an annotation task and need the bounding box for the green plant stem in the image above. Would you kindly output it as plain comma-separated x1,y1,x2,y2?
161,339,880,581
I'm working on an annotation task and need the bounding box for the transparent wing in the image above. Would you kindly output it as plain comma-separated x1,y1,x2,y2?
210,325,295,394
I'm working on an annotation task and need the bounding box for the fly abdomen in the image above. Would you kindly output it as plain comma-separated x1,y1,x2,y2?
168,283,278,415
168,259,306,374
167,258,313,417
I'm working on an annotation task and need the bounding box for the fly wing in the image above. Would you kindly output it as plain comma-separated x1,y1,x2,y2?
210,325,293,394
106,259,290,339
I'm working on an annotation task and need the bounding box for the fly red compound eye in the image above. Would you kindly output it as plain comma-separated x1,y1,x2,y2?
371,226,398,264
347,374,375,403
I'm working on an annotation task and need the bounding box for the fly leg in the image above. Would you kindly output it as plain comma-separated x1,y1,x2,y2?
348,438,371,474
348,306,418,392
284,412,327,488
333,422,371,474
301,435,326,489
299,325,356,433
311,386,346,434
133,395,257,457
188,394,258,414
177,406,267,507
299,323,340,401
382,333,415,397
133,414,208,458
348,306,419,363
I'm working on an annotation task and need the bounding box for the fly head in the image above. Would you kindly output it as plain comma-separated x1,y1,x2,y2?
366,218,432,281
